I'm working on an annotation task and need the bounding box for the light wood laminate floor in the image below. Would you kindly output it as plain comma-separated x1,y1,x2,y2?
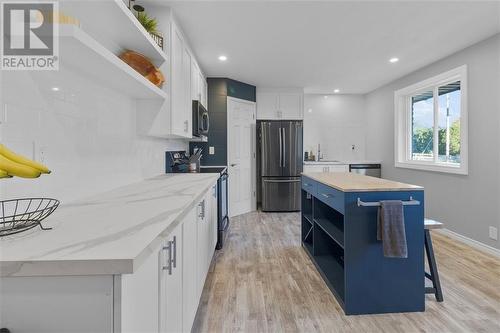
193,212,500,333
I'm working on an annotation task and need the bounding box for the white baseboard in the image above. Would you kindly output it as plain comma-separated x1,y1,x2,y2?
435,228,500,258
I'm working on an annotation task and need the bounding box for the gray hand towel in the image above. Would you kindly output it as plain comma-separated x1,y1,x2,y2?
377,200,408,258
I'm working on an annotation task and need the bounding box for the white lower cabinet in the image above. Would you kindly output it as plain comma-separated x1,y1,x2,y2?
184,186,218,332
123,186,218,333
160,223,183,333
120,217,184,333
0,186,218,333
182,207,198,332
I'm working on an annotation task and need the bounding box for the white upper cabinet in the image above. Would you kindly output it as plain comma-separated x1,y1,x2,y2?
191,61,200,101
256,93,279,119
137,7,207,139
191,60,208,109
279,93,303,119
199,72,208,109
182,46,193,137
256,89,303,120
170,21,188,137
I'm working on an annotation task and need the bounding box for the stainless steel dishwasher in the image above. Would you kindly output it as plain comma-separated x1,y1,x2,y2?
349,164,381,178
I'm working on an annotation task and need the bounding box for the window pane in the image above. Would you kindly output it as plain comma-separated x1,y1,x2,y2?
411,91,434,161
438,81,461,164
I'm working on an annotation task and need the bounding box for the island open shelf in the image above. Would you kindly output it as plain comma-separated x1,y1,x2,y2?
301,172,425,315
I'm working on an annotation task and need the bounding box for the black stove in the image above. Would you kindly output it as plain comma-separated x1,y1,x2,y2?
199,166,229,250
198,166,227,175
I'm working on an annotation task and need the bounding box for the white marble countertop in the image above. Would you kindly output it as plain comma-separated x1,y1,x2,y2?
0,173,219,277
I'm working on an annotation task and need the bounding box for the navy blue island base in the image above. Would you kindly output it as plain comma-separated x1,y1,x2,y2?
301,173,425,315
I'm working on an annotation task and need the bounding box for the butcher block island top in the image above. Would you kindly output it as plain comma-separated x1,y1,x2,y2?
302,172,423,192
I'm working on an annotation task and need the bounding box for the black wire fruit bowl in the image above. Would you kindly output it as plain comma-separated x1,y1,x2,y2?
0,198,60,237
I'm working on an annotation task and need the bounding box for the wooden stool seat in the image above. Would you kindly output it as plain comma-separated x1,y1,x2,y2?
424,218,444,302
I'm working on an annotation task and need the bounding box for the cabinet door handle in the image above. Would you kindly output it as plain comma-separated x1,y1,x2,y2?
199,200,205,219
172,236,177,268
184,120,189,132
321,193,333,199
304,183,311,187
162,242,172,275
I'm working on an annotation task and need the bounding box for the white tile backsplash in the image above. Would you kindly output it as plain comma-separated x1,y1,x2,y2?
0,64,186,203
304,94,366,161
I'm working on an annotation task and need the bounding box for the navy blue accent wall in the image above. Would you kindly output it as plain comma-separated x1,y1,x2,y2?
190,78,255,166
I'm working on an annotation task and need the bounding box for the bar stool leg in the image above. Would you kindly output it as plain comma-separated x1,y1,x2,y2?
424,229,444,302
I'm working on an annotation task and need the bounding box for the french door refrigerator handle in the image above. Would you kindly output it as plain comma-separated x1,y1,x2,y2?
282,127,286,168
278,127,282,167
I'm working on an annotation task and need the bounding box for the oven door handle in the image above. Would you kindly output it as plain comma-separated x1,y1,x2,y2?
221,217,229,231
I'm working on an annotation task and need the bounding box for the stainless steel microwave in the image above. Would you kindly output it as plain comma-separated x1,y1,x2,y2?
192,100,209,137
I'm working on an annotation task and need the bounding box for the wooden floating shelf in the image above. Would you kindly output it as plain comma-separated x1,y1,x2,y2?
61,0,168,67
59,25,167,100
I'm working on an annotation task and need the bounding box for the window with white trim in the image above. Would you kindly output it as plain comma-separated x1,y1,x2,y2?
394,65,468,175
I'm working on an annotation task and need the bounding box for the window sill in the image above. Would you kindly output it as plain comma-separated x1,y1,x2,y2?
395,161,468,175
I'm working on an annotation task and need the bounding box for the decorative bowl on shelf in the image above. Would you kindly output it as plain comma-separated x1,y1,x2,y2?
119,50,165,87
0,198,60,237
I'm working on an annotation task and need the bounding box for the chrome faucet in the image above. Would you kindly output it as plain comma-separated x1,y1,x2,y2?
317,143,322,161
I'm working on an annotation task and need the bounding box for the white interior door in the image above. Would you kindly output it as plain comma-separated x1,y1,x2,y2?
227,97,256,217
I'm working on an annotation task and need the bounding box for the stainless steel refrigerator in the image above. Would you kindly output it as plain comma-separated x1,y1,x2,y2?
259,120,303,211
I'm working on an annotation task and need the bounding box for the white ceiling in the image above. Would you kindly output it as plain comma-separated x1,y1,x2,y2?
146,1,500,94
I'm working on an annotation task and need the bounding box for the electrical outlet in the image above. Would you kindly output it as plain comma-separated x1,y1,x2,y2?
39,146,46,163
209,146,215,155
489,226,498,240
1,104,7,124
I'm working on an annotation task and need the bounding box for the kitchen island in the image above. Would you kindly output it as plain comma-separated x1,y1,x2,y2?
0,173,219,332
301,172,424,315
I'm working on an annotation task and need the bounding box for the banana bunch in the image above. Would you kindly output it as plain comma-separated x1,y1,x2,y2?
0,144,51,179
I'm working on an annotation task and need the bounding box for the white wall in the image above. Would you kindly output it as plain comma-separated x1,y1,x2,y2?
304,94,366,161
0,64,186,203
365,34,500,249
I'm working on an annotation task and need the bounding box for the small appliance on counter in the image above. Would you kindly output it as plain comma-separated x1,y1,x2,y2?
165,149,203,173
192,100,209,139
165,150,190,173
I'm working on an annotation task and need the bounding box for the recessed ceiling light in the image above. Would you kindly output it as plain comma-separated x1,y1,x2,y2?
218,55,227,61
323,95,328,99
389,57,399,63
51,87,59,91
333,89,340,93
308,108,312,113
